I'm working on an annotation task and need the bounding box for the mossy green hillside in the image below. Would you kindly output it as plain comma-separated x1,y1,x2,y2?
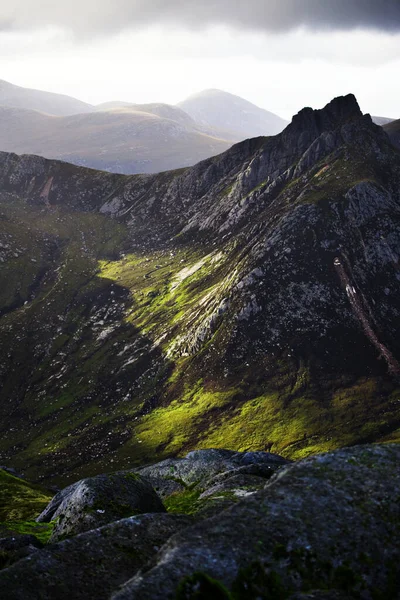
114,368,400,466
0,469,52,522
98,245,235,351
0,468,54,544
2,205,399,484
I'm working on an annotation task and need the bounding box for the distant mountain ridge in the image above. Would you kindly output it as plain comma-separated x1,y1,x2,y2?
0,104,231,174
372,115,396,126
0,78,396,176
0,80,290,173
0,79,93,116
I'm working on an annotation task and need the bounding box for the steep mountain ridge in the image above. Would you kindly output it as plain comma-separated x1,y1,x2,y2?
1,94,400,485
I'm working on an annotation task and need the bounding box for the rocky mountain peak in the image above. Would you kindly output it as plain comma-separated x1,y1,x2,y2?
289,93,363,137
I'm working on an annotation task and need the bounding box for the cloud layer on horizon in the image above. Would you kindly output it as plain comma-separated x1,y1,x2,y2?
1,0,400,35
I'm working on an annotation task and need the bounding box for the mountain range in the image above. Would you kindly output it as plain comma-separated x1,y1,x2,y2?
0,80,291,173
0,93,399,487
0,79,396,175
0,104,230,174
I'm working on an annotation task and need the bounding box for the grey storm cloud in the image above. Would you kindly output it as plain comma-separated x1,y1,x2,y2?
1,0,400,34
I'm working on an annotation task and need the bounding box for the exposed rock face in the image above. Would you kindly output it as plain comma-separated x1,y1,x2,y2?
113,445,400,600
37,472,165,542
0,514,192,600
1,94,400,482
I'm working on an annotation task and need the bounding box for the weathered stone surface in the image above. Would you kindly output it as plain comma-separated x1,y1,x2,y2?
0,514,192,600
113,445,400,600
201,462,284,490
37,472,165,542
199,473,267,499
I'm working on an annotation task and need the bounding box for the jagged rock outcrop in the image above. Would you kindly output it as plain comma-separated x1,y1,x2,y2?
0,94,400,483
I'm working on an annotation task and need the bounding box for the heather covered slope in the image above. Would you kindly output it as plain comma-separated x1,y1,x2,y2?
0,94,400,485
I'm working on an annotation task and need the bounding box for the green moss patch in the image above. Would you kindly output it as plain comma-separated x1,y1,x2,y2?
0,520,54,545
164,489,202,516
0,469,52,522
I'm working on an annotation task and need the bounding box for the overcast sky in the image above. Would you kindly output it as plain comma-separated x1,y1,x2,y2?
1,0,399,118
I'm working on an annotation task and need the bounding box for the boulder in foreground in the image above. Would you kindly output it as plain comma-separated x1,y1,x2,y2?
0,514,192,600
114,445,400,600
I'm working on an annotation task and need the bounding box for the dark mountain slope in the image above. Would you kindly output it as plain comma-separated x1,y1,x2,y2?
1,94,400,485
0,79,93,116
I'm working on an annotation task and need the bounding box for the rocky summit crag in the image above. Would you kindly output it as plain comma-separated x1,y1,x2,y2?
0,445,399,599
0,94,400,486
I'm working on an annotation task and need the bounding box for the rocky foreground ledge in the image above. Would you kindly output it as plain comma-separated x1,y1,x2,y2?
0,445,399,599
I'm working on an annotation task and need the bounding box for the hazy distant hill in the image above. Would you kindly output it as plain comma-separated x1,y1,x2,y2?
372,116,395,126
177,88,288,140
0,79,93,116
384,118,400,149
95,101,132,111
0,105,231,174
127,103,199,128
0,81,290,172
